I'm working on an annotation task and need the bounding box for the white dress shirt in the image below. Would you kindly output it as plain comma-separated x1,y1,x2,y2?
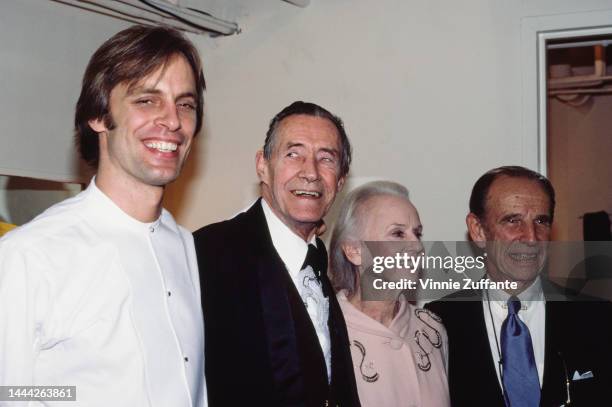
261,199,332,379
482,277,546,387
0,179,206,407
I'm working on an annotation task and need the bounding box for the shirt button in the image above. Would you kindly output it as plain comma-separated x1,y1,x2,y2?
167,291,172,297
390,338,403,350
184,356,189,362
149,226,155,233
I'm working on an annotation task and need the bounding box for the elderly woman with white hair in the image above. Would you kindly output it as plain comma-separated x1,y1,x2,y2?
329,181,450,407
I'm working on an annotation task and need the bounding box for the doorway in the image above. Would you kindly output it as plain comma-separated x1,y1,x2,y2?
546,35,612,242
521,13,612,291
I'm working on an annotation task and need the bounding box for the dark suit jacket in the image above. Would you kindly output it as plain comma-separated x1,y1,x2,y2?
426,286,612,407
194,200,360,407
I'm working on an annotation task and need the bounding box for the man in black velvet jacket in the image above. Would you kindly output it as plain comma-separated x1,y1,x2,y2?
194,101,360,407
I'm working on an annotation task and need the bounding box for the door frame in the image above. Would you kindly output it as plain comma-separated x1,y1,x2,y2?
521,9,612,176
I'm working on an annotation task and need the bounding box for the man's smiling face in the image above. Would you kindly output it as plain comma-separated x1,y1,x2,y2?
468,175,552,290
256,114,345,240
90,54,197,188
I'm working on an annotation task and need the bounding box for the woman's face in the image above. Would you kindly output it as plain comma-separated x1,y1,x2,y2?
359,194,423,243
358,194,424,284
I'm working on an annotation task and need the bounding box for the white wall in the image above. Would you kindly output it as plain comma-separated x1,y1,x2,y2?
0,0,128,182
165,0,612,240
3,0,612,240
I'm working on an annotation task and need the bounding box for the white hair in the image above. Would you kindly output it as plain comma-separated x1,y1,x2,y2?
329,180,411,298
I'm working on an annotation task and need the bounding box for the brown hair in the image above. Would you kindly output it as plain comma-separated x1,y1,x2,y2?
469,165,556,221
75,25,206,168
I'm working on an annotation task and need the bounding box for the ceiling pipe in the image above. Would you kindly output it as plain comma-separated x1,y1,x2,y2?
49,0,239,36
282,0,310,7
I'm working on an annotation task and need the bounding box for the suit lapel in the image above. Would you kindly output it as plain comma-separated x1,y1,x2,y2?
540,301,567,407
246,200,306,405
286,273,330,404
468,297,507,405
314,237,360,406
540,281,572,406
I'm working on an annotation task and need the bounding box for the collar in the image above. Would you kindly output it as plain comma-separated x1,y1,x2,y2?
87,176,163,232
485,276,544,310
337,290,411,340
261,198,316,278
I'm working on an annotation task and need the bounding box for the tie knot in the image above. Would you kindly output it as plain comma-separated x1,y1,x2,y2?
302,242,330,297
302,244,325,277
507,296,521,315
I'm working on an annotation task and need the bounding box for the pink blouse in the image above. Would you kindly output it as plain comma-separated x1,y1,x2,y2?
338,291,450,407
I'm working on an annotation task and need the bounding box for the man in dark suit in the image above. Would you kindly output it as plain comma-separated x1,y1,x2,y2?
194,101,360,407
426,166,612,407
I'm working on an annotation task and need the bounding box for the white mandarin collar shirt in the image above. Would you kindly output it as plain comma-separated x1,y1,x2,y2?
261,199,331,379
482,277,546,387
0,178,206,407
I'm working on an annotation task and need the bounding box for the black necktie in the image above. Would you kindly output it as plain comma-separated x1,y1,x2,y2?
301,242,329,297
501,296,540,407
